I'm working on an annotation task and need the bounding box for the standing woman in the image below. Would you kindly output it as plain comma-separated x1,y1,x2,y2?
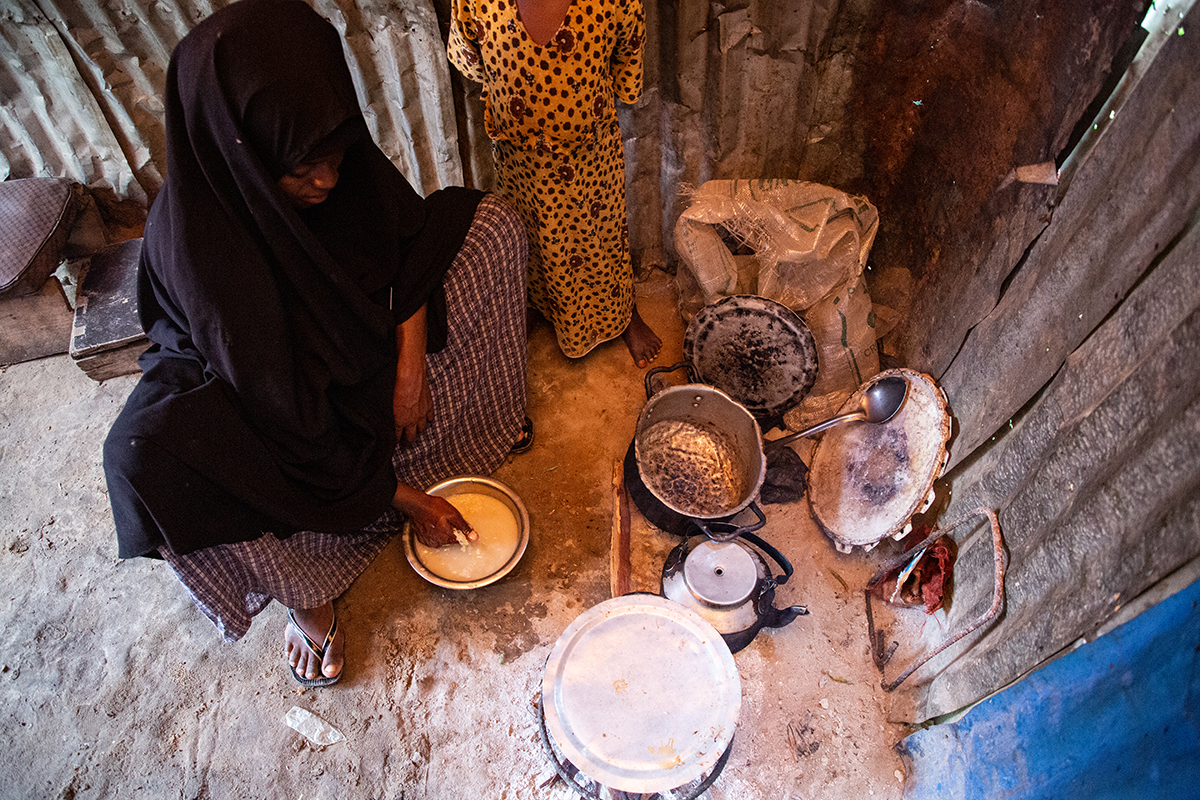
103,0,529,687
447,0,662,368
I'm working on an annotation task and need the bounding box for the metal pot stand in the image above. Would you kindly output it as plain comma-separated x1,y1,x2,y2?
538,701,734,800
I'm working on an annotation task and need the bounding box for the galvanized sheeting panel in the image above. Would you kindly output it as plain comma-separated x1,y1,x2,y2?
323,0,463,192
1,0,146,203
894,218,1200,723
885,2,1200,719
1,0,461,206
31,0,200,203
854,0,1144,381
937,2,1200,469
639,0,871,272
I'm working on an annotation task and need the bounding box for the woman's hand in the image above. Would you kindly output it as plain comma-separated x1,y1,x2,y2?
394,304,432,445
393,483,477,548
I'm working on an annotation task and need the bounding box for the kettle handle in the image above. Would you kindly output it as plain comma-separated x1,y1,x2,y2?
739,531,795,585
695,502,766,541
644,360,699,399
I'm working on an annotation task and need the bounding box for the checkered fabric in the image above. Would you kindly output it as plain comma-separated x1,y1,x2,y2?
159,195,529,641
160,529,392,642
389,193,530,490
0,178,77,297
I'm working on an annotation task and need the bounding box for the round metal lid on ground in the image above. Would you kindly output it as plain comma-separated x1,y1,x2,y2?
684,294,819,420
540,595,741,794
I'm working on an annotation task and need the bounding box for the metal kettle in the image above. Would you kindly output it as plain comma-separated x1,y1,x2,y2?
661,531,808,654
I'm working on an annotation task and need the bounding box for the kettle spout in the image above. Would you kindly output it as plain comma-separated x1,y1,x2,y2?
768,604,809,629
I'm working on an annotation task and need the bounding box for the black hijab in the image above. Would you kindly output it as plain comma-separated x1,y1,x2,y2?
105,0,482,558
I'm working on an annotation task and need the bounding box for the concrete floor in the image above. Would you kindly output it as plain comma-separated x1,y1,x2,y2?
0,270,910,799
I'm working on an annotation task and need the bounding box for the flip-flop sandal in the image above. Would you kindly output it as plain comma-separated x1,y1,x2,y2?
510,416,534,454
287,607,341,687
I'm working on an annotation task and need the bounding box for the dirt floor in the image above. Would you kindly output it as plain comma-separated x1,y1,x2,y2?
0,270,913,799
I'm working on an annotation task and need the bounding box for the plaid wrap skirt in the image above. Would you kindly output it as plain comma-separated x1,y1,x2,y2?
159,194,528,641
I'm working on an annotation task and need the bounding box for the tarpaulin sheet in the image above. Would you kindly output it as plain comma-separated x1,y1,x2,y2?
898,577,1200,799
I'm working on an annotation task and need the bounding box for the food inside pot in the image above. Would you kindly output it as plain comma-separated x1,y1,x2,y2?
638,419,747,516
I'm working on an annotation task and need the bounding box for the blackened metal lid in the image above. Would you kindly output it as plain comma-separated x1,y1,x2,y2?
684,294,819,420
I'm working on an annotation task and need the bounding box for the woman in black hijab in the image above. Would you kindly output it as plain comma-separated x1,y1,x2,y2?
103,0,528,687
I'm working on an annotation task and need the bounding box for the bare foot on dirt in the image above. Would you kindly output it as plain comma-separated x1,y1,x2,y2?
622,306,662,368
286,602,343,682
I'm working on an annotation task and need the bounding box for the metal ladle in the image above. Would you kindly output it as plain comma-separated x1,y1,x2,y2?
766,376,909,451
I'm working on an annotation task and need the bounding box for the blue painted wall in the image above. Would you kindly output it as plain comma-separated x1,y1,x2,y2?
899,577,1200,799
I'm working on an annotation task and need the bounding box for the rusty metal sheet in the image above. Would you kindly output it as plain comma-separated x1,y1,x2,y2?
889,210,1200,724
862,0,1143,381
938,1,1200,469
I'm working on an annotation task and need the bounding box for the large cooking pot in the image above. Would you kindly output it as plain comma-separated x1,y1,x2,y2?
633,365,767,541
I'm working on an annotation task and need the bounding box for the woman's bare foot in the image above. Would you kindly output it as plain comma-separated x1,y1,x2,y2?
622,306,662,368
286,602,343,682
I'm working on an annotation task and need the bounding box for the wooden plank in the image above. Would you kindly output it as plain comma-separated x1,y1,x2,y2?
610,459,631,597
0,278,72,365
72,339,149,382
892,217,1200,723
939,1,1200,469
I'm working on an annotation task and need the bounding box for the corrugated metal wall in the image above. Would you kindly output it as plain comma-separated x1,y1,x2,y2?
1,0,465,214
1,0,153,207
3,0,872,266
895,0,1200,722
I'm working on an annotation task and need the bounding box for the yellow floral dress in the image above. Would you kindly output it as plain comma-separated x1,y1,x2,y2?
448,0,645,357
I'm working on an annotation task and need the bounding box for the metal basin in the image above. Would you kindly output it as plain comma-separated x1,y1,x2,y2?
403,475,530,590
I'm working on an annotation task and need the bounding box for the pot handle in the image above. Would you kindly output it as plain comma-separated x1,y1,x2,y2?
644,361,699,399
739,531,795,586
695,502,766,542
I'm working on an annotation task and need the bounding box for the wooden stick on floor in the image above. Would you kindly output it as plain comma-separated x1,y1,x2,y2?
610,459,631,597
